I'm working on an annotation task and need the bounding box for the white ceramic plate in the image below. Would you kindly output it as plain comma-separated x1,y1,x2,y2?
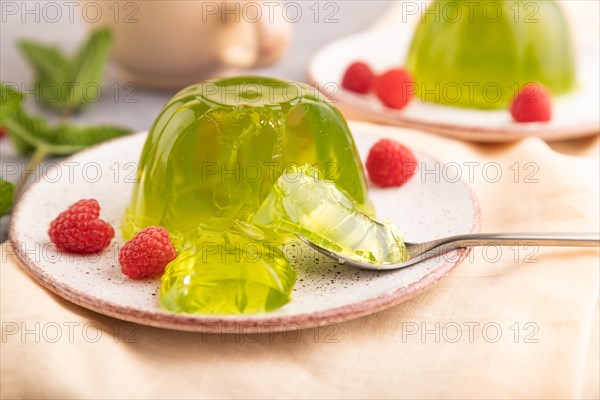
308,29,600,142
10,123,479,332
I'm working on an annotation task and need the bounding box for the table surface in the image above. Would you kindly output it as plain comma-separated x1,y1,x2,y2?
0,1,392,240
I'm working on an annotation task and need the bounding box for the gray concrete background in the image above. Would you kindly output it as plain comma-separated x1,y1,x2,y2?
0,1,394,240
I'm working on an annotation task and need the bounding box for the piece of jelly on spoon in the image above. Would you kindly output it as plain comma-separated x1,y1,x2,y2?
253,165,407,265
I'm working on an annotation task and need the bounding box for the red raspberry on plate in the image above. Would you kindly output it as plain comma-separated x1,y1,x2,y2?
375,68,414,109
0,126,7,138
366,139,418,187
510,82,552,122
342,61,375,94
119,226,177,279
48,199,114,254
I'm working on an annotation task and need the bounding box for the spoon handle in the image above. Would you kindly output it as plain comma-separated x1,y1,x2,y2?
409,233,600,258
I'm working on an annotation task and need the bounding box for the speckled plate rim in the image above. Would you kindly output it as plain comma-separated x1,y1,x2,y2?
9,128,481,333
307,29,600,143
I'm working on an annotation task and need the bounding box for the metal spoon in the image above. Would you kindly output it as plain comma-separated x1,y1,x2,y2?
298,233,600,271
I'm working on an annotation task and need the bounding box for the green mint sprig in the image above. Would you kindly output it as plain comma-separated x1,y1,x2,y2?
1,83,131,157
18,28,113,115
0,178,15,217
1,28,132,211
1,82,131,201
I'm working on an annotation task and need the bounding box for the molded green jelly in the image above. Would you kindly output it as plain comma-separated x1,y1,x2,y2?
160,220,296,314
122,76,371,314
253,165,407,265
406,0,576,109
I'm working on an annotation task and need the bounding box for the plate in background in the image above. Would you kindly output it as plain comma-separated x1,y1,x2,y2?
308,29,600,142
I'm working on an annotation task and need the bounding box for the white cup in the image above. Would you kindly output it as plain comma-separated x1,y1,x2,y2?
83,0,292,88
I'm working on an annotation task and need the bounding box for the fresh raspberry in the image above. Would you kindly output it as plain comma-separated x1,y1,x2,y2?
48,199,114,254
342,61,375,94
0,126,7,138
510,82,552,122
119,226,177,279
366,139,418,187
375,68,414,109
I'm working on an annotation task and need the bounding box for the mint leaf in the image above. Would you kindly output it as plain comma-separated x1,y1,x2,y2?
3,106,131,156
0,83,25,124
0,82,24,105
1,81,131,155
69,28,113,110
0,84,38,154
17,41,70,81
52,124,130,149
0,178,15,216
17,41,71,110
17,28,113,113
2,107,52,155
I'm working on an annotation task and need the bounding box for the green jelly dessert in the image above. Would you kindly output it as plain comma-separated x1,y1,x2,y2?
406,0,576,109
253,165,407,265
122,76,371,314
161,220,296,314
